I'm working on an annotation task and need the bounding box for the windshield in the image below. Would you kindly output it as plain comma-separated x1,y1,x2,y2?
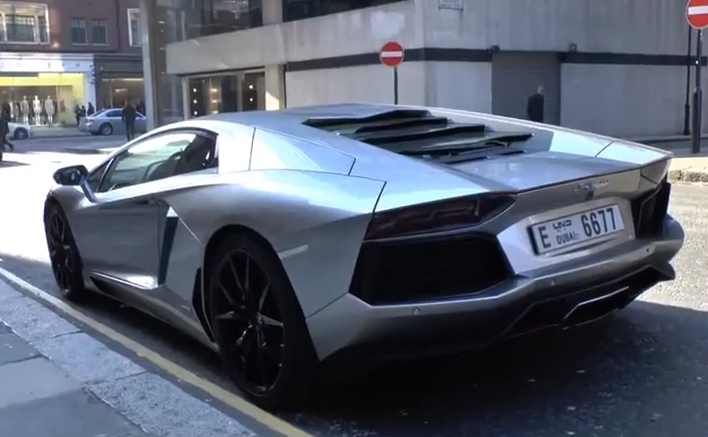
90,109,109,117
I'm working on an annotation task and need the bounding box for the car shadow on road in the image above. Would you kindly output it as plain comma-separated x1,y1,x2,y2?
0,159,27,168
1,252,707,437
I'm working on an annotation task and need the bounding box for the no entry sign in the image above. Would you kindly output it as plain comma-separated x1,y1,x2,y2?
379,41,404,67
687,0,708,30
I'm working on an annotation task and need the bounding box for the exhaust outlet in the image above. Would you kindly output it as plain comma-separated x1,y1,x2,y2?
562,286,631,326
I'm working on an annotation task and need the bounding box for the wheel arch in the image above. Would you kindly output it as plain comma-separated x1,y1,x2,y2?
43,195,60,217
195,224,314,347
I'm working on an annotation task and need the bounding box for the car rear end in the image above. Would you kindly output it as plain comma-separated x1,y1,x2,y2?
78,116,98,134
300,107,683,365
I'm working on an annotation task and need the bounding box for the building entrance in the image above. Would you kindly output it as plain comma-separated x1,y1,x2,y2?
187,70,264,118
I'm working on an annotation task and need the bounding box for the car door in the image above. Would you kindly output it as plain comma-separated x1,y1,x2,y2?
72,131,199,289
104,109,124,135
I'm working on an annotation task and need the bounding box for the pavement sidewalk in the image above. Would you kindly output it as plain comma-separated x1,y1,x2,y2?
0,279,256,437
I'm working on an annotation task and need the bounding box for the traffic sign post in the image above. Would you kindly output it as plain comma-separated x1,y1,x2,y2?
687,0,708,153
379,41,404,105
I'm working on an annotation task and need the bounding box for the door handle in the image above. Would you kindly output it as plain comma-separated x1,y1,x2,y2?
133,199,152,205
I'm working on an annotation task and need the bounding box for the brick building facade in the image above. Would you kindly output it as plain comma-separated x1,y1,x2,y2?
0,0,144,126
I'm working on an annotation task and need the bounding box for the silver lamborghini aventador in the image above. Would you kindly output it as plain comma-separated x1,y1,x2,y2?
43,103,684,408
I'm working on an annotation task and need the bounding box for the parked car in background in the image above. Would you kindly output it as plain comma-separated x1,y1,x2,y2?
9,122,31,139
78,108,148,136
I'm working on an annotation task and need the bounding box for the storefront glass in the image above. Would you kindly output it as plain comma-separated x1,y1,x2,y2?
182,0,262,40
188,71,264,117
142,0,267,127
98,78,145,110
147,0,186,126
0,72,85,126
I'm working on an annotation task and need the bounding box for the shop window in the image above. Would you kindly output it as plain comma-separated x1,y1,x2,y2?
282,0,405,22
98,78,145,110
0,3,49,44
91,19,108,45
127,8,140,47
70,18,88,45
0,72,87,127
188,71,264,118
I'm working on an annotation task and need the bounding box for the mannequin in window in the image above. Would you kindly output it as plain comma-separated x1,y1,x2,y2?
20,96,29,124
45,96,54,125
32,96,41,126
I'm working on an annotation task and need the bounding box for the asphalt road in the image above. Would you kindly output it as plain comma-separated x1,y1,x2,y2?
1,139,708,437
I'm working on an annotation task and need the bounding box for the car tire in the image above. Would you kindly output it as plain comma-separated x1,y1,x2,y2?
207,233,318,409
44,202,86,301
13,128,27,140
99,123,113,136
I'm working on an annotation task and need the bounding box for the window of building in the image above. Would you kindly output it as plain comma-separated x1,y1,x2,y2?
0,2,49,44
91,19,108,45
282,0,404,22
127,8,140,46
70,18,88,44
183,0,262,40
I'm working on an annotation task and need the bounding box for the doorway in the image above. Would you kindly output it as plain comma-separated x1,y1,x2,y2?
187,70,265,118
491,52,561,125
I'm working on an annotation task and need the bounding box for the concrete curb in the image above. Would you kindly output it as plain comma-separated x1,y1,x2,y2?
61,147,114,155
668,169,708,183
0,278,257,437
24,134,94,141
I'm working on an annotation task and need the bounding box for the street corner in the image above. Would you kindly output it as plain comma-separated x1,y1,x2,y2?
0,275,261,437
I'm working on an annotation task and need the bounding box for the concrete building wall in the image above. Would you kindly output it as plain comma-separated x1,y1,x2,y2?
419,0,686,55
148,0,698,138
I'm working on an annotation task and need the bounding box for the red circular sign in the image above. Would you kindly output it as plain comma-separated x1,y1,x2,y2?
687,0,708,30
379,41,404,67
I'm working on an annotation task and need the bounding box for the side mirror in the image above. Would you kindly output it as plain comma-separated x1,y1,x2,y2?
52,165,88,186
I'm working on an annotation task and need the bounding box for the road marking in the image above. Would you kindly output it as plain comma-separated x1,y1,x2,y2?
0,265,317,437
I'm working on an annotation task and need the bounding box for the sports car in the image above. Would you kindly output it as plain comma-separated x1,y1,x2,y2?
44,103,684,408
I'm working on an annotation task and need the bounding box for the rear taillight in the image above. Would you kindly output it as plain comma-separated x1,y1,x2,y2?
364,193,515,240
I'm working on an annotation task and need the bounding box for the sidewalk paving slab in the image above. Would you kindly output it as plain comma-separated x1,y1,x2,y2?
0,279,257,437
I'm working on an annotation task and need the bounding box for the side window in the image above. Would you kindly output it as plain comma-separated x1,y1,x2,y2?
96,132,197,193
172,134,217,176
85,161,110,192
104,110,120,118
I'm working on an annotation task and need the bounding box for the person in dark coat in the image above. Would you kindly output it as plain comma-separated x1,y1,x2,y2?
87,102,95,116
526,86,545,123
1,102,14,153
121,99,137,141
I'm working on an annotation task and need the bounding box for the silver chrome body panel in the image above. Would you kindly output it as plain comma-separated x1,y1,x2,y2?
45,103,684,363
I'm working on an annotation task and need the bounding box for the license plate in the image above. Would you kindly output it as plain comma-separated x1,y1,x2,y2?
530,204,625,254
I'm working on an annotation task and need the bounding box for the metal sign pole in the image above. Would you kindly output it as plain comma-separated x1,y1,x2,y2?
393,67,399,105
685,27,693,135
692,29,703,154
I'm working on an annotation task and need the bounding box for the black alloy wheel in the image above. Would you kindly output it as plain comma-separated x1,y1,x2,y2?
208,234,317,408
45,204,85,300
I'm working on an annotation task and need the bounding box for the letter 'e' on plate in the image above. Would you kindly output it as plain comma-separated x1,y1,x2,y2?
530,204,625,254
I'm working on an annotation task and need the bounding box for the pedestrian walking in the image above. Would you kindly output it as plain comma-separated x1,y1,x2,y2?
121,99,137,141
1,102,15,153
526,85,545,123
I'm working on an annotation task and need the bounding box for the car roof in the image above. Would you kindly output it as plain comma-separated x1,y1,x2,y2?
151,103,498,159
